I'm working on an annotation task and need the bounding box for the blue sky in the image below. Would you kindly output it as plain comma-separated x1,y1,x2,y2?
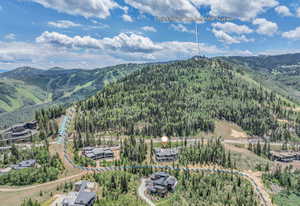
1,0,300,70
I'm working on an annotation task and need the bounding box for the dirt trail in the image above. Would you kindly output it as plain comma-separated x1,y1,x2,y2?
0,172,86,192
244,171,273,206
138,178,156,206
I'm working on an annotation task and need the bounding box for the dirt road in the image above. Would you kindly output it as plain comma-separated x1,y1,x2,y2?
0,172,86,192
138,178,156,206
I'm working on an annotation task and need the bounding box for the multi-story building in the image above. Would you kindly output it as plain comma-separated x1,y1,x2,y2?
62,180,96,206
146,172,178,197
270,151,300,162
154,148,180,162
83,147,114,160
0,121,37,142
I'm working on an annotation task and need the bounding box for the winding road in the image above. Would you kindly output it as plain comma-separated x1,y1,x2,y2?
138,178,156,206
0,107,273,206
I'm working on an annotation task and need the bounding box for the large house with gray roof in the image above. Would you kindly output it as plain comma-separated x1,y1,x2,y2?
11,159,36,170
0,121,37,142
62,180,96,206
83,147,114,160
146,172,178,197
154,148,180,162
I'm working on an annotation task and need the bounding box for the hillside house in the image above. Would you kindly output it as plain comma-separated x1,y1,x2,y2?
147,172,177,197
83,147,114,160
11,159,36,170
62,180,96,206
154,148,179,162
0,121,37,142
270,151,300,162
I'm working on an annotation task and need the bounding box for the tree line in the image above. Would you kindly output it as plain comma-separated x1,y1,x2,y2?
74,58,300,141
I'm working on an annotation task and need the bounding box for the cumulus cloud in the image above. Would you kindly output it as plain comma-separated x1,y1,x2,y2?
35,31,230,60
212,22,253,34
212,29,253,44
275,5,292,16
0,41,129,70
282,27,300,40
170,24,194,33
36,31,162,53
211,22,253,44
122,14,133,22
253,18,278,36
297,8,300,17
1,34,256,70
25,0,119,19
141,26,157,32
124,0,201,20
192,0,278,20
4,33,16,40
48,20,81,28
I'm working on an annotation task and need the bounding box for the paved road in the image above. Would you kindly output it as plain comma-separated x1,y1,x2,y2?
92,136,289,147
0,107,272,206
138,178,156,206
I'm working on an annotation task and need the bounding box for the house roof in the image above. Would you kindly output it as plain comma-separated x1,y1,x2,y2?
11,159,36,170
19,159,36,167
153,172,169,178
93,148,113,155
153,177,167,186
166,176,177,185
75,191,96,205
154,148,179,156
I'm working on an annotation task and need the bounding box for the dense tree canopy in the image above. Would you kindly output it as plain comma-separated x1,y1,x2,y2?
74,58,299,141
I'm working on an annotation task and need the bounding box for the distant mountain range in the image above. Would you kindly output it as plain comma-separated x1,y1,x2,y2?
0,64,146,128
221,53,300,102
0,52,300,128
0,70,7,73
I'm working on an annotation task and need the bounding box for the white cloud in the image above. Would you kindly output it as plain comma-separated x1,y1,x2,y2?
36,31,162,53
297,8,300,17
275,5,292,16
212,22,253,34
4,33,16,40
25,0,119,19
0,41,131,70
124,0,201,20
192,0,278,20
170,24,193,33
122,14,133,22
282,27,300,40
141,26,157,32
48,20,81,28
35,31,227,60
123,0,277,22
1,33,257,70
253,18,278,36
211,22,254,44
212,29,241,44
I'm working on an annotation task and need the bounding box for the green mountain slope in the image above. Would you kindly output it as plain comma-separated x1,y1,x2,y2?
75,58,300,142
0,64,144,103
0,79,49,113
222,53,300,102
0,64,144,128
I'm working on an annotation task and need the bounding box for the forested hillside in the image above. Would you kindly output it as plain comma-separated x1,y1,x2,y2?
75,58,300,141
222,53,300,102
0,64,144,128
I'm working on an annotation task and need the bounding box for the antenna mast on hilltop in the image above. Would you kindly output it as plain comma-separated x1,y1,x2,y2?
194,22,200,56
